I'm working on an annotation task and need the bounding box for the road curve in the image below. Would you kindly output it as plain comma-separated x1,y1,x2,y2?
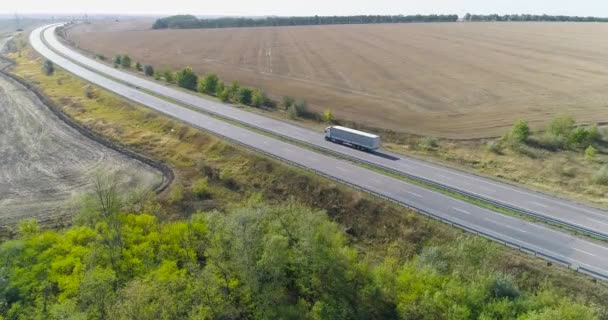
43,24,608,239
31,24,608,280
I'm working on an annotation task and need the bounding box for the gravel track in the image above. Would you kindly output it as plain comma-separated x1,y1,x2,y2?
0,36,163,226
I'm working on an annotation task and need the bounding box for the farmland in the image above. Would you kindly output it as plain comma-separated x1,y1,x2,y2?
0,42,163,226
68,21,608,138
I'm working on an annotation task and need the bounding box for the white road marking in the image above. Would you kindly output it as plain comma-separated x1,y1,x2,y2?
528,201,548,208
574,248,597,257
453,207,471,215
436,173,452,180
406,191,423,198
336,167,348,173
587,218,608,227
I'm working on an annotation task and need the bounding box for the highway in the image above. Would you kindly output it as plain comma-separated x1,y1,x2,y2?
40,25,608,240
30,24,608,280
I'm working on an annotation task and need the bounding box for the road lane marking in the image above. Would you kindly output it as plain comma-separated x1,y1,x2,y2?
483,218,526,233
436,174,452,180
528,201,548,208
452,207,471,215
406,191,423,198
587,218,608,227
336,167,348,173
574,248,597,257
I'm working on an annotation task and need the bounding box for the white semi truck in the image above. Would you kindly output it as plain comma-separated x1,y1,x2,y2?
324,126,381,151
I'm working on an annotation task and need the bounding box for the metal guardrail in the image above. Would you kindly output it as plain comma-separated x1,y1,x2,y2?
43,27,608,241
36,25,608,281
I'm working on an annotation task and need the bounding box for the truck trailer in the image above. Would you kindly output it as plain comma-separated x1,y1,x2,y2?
324,126,381,151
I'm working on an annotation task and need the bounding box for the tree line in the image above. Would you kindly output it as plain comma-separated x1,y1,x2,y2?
152,14,459,29
464,13,608,22
0,181,599,319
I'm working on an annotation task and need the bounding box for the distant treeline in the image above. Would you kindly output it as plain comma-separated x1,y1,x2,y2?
463,13,608,22
152,14,459,29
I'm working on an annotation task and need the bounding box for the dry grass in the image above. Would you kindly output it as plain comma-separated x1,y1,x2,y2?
68,21,608,139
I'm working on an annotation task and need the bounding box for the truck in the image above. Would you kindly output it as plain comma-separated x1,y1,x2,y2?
324,126,381,151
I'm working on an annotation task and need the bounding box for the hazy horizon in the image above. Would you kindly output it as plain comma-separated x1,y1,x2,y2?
2,0,608,18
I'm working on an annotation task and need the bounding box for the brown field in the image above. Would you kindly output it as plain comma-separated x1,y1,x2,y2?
68,22,608,138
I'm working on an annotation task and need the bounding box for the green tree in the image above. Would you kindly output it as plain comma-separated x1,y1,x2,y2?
216,81,225,96
251,89,267,107
199,73,219,95
568,127,591,149
143,64,154,77
114,55,122,65
507,120,530,144
79,267,116,319
227,81,241,101
176,67,198,91
238,88,254,105
120,55,132,68
218,88,230,102
135,62,142,71
43,59,54,76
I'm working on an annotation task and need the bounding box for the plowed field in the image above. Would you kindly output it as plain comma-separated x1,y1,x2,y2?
68,22,608,138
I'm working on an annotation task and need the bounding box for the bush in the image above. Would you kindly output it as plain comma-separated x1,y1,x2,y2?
168,184,184,204
144,65,154,77
508,120,530,144
238,87,254,105
531,133,565,151
43,59,54,76
227,81,240,101
153,71,162,80
176,67,198,91
135,62,142,71
282,96,295,110
216,81,225,96
485,140,503,154
120,55,132,68
585,146,597,161
191,178,209,198
251,89,267,108
567,127,591,149
114,55,122,65
163,70,175,83
592,166,608,185
95,54,106,61
293,99,308,116
218,89,229,102
287,105,299,119
418,137,439,151
84,85,95,99
198,73,219,95
548,115,575,138
323,110,334,123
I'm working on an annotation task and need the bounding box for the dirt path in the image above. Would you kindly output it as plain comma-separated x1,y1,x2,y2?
0,37,164,226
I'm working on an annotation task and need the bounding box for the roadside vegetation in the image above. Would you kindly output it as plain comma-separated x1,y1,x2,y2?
4,43,608,319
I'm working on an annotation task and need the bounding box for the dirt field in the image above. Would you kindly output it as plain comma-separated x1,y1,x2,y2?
0,38,162,225
67,21,608,138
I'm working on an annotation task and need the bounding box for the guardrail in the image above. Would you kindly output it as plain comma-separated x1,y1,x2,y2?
42,26,608,241
36,25,608,281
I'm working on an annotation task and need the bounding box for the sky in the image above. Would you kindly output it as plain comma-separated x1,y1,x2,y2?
2,0,608,17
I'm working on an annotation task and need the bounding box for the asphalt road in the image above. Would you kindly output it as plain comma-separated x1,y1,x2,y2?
31,24,608,280
42,25,608,239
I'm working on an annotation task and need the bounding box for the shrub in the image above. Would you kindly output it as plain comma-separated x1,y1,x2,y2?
43,59,54,76
323,110,334,123
95,54,106,61
176,67,198,91
227,81,241,101
508,120,530,144
418,137,439,151
135,62,142,71
282,96,295,110
293,99,308,116
168,184,184,204
490,274,519,299
531,133,565,151
548,115,575,138
84,85,95,99
216,81,225,96
114,55,122,65
120,55,132,68
585,146,597,161
251,89,267,108
163,70,175,83
238,87,254,105
485,140,503,154
144,65,154,77
199,73,219,95
191,178,209,198
153,71,162,80
592,166,608,185
568,127,591,149
218,88,230,102
287,105,299,119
